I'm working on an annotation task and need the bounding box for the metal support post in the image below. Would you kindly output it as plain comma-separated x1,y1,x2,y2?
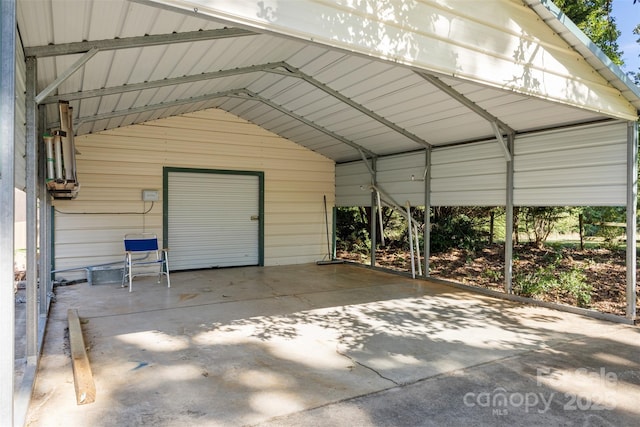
406,203,416,279
25,56,38,363
423,148,431,277
505,134,515,294
39,106,51,315
626,121,638,321
0,0,17,423
370,157,377,267
332,206,337,260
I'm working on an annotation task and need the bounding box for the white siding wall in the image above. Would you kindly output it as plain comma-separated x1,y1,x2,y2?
336,121,628,208
336,145,504,207
14,38,25,190
335,161,371,207
336,152,427,207
377,152,427,207
53,108,335,278
432,142,506,206
514,121,627,206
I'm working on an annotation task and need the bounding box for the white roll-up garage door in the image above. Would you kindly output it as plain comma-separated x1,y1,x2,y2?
167,170,262,270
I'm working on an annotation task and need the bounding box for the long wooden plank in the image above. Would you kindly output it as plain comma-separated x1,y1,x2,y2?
67,309,96,405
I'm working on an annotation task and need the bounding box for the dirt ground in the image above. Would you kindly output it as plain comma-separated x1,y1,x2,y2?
338,244,639,317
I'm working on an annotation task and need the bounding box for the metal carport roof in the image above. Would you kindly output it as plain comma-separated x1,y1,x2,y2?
16,0,640,164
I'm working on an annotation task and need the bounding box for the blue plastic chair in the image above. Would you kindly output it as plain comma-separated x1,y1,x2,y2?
122,233,170,292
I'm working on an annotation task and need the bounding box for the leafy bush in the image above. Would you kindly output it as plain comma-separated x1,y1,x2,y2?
557,268,592,307
513,266,555,297
335,207,370,254
430,211,486,253
581,206,626,248
513,259,592,308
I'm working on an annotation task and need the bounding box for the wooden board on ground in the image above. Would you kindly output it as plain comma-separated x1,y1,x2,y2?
67,308,96,405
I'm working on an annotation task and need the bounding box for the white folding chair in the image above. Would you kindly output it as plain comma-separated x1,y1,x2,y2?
122,233,170,292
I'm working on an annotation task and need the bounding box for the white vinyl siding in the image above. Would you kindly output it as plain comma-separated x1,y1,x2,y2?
168,172,260,270
53,108,334,278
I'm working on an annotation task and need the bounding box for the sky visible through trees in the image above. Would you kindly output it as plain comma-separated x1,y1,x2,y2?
611,0,639,76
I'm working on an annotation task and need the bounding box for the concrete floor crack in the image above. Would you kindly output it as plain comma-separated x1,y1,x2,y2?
335,344,400,386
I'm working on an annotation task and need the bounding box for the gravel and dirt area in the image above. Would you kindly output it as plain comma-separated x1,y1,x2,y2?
338,244,639,317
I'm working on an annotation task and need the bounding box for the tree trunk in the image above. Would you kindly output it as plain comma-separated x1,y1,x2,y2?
513,207,520,244
489,211,495,245
579,213,584,251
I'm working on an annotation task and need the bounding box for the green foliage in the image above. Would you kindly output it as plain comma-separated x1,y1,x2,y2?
518,207,568,247
430,214,477,253
481,268,502,282
559,268,592,308
335,207,370,254
581,206,626,248
555,0,624,65
430,207,492,253
513,251,592,308
631,23,640,85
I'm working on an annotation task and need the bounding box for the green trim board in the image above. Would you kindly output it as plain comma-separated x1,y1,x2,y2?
163,167,265,267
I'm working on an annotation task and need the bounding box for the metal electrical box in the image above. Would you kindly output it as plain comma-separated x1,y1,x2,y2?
142,189,159,201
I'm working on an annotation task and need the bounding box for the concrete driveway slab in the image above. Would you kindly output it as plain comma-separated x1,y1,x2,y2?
25,264,640,426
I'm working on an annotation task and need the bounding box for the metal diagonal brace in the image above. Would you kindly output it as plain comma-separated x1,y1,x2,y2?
35,48,99,105
491,122,513,162
418,72,515,161
41,62,289,105
358,148,375,177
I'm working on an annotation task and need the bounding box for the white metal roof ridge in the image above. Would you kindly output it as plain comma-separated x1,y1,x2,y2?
524,0,640,113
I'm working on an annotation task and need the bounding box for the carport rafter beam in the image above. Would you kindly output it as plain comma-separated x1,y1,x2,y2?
67,88,243,127
40,62,289,105
24,28,257,58
416,72,515,159
231,90,378,159
269,65,432,148
60,88,378,160
416,72,515,134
